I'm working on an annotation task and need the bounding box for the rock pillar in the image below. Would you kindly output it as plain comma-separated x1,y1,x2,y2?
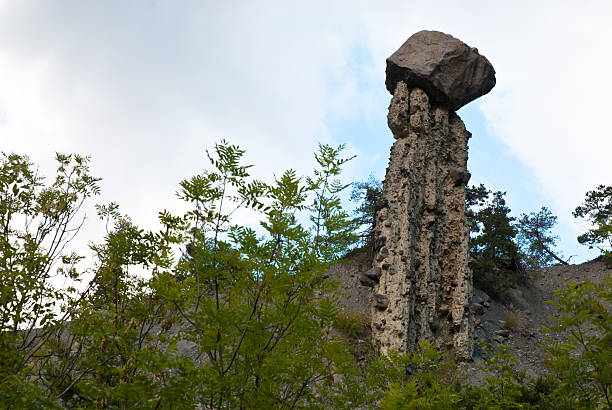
369,31,495,360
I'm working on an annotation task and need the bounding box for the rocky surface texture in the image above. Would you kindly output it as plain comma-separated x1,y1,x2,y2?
325,248,373,318
331,250,610,378
461,260,611,382
368,32,496,360
386,30,496,111
369,83,473,359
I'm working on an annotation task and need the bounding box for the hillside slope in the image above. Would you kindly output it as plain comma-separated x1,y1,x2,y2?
328,249,611,377
469,259,610,379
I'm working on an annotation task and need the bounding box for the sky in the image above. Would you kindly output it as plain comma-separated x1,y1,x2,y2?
1,0,610,263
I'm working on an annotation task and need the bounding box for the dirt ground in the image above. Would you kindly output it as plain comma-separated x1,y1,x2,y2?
465,259,611,380
328,249,611,379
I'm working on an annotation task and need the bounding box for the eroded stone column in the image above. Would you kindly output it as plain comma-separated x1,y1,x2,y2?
367,31,495,360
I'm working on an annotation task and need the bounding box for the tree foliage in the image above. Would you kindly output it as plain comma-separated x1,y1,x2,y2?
1,144,609,409
467,184,518,263
544,274,612,409
350,175,382,249
518,206,567,268
466,185,521,299
49,209,181,407
0,152,100,406
148,140,359,408
1,141,361,408
574,184,612,263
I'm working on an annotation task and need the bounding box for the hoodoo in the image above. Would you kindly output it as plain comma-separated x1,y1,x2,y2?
368,31,495,359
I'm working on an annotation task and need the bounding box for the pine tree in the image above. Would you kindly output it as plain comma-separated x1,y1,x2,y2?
574,184,612,264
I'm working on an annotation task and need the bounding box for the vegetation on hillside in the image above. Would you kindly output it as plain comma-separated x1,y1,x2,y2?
466,185,522,300
0,144,610,408
350,176,382,251
574,184,612,266
517,207,567,268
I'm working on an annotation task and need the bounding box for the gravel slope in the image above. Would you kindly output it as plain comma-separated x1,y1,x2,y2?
329,250,611,379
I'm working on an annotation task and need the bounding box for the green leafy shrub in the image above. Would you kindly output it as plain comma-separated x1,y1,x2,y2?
334,310,371,338
544,274,612,408
326,340,461,409
0,152,100,407
460,343,578,409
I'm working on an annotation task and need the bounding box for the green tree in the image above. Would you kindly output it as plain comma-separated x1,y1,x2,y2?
326,340,461,409
573,185,612,264
148,140,359,408
350,175,382,249
466,185,520,299
0,141,361,408
466,183,491,236
41,207,185,408
0,152,100,407
518,206,567,268
544,274,612,408
469,188,518,263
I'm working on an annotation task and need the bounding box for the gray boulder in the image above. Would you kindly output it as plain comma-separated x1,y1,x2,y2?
385,30,496,110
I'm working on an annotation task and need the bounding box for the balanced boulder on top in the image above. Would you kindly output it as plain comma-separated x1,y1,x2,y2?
372,31,495,360
385,30,496,110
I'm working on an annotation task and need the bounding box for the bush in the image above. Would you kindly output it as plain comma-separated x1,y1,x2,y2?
334,310,371,338
544,274,612,408
1,141,361,408
460,344,579,409
331,340,461,409
502,311,520,331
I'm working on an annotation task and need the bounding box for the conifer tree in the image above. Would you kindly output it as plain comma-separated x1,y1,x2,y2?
517,206,567,268
574,184,612,263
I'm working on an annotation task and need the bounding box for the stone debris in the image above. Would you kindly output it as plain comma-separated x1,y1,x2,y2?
360,266,384,287
371,31,495,361
359,273,377,288
365,267,382,281
374,294,390,310
495,329,510,338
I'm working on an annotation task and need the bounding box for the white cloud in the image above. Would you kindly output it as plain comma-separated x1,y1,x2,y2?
0,1,610,259
0,1,361,234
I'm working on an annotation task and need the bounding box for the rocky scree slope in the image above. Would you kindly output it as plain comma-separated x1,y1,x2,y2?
327,248,611,378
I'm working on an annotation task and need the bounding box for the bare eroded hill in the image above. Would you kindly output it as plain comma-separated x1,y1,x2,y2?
327,249,611,378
